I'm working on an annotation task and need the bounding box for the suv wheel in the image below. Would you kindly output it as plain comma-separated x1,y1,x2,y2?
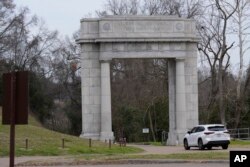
222,145,228,149
184,139,190,150
207,146,212,150
198,139,204,150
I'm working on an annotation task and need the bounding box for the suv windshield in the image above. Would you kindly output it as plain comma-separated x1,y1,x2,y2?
208,126,225,131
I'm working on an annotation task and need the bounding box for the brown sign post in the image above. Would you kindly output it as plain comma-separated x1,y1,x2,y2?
2,71,29,167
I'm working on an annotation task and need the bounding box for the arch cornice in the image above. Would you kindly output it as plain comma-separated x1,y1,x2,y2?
76,15,200,44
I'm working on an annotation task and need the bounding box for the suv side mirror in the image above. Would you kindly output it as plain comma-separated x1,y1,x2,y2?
187,131,191,134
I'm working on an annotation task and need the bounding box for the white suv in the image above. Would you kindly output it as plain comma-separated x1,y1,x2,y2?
183,124,230,150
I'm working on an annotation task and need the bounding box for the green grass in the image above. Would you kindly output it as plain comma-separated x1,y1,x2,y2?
230,139,250,147
72,151,229,162
130,152,229,159
0,107,142,156
148,142,163,146
135,140,250,147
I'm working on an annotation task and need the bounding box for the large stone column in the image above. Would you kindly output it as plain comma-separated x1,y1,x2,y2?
80,44,101,140
167,59,176,145
185,43,199,129
175,58,187,144
100,60,114,141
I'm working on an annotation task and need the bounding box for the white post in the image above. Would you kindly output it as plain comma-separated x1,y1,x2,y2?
100,60,114,141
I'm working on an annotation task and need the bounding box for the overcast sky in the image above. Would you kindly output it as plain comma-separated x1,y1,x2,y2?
14,0,104,37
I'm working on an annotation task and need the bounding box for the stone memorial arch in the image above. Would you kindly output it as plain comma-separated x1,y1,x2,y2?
76,15,199,145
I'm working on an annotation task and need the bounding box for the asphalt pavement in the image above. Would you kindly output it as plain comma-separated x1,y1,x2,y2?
24,163,228,167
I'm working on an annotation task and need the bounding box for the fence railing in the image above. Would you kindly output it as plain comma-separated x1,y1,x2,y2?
228,128,250,140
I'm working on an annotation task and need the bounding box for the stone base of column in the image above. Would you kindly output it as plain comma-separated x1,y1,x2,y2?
100,131,114,141
167,132,177,146
175,130,186,145
80,133,100,140
167,130,186,146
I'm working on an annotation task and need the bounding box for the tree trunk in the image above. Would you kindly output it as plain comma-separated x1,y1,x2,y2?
235,9,244,128
218,60,226,125
206,69,218,122
148,109,156,142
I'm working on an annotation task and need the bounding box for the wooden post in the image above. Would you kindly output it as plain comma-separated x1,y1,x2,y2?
2,71,29,167
25,139,28,150
9,72,16,167
109,139,111,149
62,138,65,149
123,138,126,147
89,138,92,148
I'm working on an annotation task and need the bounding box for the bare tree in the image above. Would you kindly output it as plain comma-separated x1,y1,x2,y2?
198,0,239,125
97,0,203,18
96,0,140,16
142,0,203,18
0,0,19,58
230,0,250,128
1,5,59,74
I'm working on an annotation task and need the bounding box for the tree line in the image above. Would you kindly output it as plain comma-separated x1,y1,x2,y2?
1,0,250,142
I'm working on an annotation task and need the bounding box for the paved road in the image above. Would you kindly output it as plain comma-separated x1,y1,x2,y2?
26,163,228,167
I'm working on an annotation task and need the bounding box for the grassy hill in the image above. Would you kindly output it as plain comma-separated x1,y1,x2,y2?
0,107,142,156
